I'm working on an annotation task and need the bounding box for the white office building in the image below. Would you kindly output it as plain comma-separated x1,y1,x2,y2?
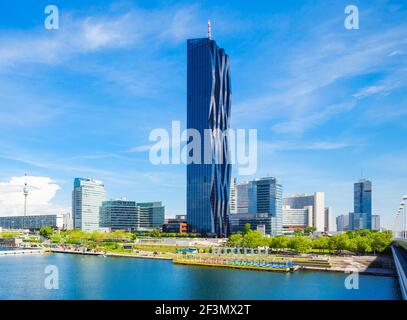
229,178,238,214
72,178,107,232
372,215,381,231
282,205,312,232
283,192,329,232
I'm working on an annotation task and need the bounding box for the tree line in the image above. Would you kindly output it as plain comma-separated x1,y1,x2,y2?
228,224,393,255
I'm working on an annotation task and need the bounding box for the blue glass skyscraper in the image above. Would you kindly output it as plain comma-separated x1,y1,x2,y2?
354,179,372,230
248,177,283,236
186,35,232,237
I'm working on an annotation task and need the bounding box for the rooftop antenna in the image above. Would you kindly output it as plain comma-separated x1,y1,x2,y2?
208,19,212,39
23,173,29,224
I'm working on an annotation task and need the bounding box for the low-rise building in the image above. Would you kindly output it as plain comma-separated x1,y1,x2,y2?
162,222,188,234
0,214,66,231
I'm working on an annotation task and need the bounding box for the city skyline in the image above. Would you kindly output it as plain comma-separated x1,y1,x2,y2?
0,0,407,230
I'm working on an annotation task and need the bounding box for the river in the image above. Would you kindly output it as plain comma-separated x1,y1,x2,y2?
0,253,400,300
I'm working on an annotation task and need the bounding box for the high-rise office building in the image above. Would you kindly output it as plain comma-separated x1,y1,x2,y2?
248,177,283,236
354,179,372,230
236,181,249,214
186,34,232,237
100,199,140,232
72,178,106,231
230,178,238,214
325,207,332,232
336,214,351,232
283,192,327,232
372,214,381,231
138,202,165,229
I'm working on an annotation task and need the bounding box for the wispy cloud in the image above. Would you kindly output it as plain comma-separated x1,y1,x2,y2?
233,15,407,134
261,139,351,152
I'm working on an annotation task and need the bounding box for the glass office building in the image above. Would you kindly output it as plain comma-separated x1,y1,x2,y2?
354,179,372,230
186,37,232,237
100,200,140,232
138,202,165,229
229,213,275,235
248,177,283,236
72,178,106,231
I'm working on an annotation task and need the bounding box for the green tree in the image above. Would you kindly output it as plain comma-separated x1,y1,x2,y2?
371,232,389,254
244,223,252,235
271,236,289,250
242,230,263,248
228,233,243,247
150,229,161,238
304,227,317,236
293,229,304,237
289,236,312,253
354,236,372,254
312,236,330,253
39,226,54,239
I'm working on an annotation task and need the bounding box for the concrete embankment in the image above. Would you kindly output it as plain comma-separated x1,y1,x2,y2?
50,249,173,260
0,249,44,256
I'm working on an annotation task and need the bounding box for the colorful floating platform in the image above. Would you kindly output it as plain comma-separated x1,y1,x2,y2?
173,259,299,272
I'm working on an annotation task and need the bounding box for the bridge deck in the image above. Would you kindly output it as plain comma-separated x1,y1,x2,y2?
392,242,407,300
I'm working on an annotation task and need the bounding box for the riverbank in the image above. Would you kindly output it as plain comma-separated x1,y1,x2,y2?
0,252,400,300
47,248,396,276
0,248,44,256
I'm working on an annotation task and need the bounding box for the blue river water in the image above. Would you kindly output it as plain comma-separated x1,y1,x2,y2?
0,253,401,300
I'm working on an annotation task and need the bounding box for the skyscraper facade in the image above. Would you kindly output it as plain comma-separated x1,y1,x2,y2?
72,178,106,231
336,214,351,232
372,214,381,231
236,181,249,214
354,179,372,230
138,202,165,229
229,178,237,214
186,36,232,237
248,177,283,236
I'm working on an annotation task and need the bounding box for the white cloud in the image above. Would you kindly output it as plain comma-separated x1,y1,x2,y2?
261,139,350,152
0,176,61,216
233,18,407,132
0,5,203,70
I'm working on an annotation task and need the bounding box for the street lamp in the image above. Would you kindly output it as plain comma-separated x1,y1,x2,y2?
395,212,401,239
403,196,407,239
401,202,406,239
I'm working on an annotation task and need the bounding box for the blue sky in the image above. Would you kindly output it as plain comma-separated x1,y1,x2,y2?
0,0,406,229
